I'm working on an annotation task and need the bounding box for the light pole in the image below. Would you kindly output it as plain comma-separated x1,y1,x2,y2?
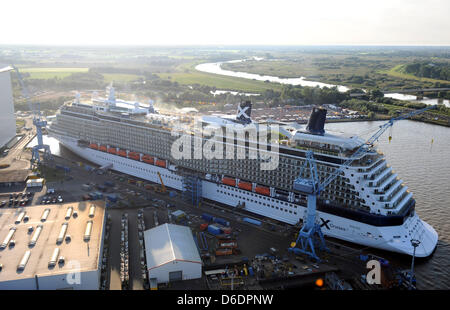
409,239,420,290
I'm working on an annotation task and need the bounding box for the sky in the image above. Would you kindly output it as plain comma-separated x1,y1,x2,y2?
1,0,449,46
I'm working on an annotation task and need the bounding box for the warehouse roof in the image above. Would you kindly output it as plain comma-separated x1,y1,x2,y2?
0,200,105,283
144,224,201,270
0,169,30,183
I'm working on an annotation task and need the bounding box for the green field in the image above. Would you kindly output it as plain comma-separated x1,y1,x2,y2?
158,70,283,93
381,64,449,84
21,67,89,79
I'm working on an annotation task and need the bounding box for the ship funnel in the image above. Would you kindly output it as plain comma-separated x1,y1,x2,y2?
306,107,327,135
108,85,116,103
236,100,252,124
148,99,156,114
74,92,80,104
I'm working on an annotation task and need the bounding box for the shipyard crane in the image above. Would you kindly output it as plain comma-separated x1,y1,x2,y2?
12,66,52,165
289,104,437,261
156,171,167,194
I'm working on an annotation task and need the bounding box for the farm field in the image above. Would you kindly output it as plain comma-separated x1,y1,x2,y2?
20,67,89,79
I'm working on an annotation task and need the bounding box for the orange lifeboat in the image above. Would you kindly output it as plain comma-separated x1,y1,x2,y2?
107,147,117,155
255,185,270,196
222,177,236,187
118,149,127,157
89,143,98,150
141,155,154,164
99,145,107,152
155,159,166,168
238,181,252,191
127,151,140,161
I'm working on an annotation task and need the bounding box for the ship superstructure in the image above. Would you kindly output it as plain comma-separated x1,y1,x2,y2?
48,87,438,257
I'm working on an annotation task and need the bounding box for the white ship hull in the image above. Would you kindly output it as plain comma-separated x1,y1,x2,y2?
51,133,438,257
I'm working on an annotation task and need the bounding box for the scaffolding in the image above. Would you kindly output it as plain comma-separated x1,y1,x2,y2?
182,174,202,207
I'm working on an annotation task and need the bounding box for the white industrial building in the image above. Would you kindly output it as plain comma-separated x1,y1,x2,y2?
0,201,106,290
0,65,16,148
144,223,202,284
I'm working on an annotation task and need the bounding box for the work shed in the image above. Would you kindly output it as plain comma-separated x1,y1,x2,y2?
144,223,201,284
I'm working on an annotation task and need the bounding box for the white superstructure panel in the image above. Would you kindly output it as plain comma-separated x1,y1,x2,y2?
0,66,16,147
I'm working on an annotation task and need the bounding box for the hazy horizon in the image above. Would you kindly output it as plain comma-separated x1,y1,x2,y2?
1,0,449,46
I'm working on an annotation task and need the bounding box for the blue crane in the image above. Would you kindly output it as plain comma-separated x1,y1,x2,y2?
289,104,437,261
12,66,52,165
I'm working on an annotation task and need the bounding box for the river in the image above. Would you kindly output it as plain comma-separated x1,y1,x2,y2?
30,118,450,288
196,59,450,107
325,120,450,289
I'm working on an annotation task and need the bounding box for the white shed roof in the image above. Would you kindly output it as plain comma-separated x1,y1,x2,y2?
144,224,201,270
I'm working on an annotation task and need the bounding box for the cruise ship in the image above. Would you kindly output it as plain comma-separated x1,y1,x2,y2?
48,87,438,257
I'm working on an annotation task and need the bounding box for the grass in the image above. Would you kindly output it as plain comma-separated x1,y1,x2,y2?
381,64,449,84
21,67,89,79
158,70,283,93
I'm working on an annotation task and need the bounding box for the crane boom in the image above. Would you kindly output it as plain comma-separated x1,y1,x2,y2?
319,104,437,192
157,171,166,193
290,104,437,261
12,66,35,115
11,65,52,164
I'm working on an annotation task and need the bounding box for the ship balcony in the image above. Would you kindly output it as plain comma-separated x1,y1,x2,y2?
378,179,404,201
376,173,398,192
392,192,413,211
356,157,384,173
369,166,392,184
385,186,408,204
363,161,387,179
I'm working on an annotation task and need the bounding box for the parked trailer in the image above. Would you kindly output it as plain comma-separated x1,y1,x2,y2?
201,213,215,222
106,194,118,203
215,248,233,256
104,181,115,187
242,217,262,226
214,217,230,227
207,224,222,236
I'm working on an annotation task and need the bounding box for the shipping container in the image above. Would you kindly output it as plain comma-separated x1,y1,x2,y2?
207,224,222,236
214,217,230,227
215,248,233,256
218,240,238,249
201,213,214,222
242,217,262,226
106,194,118,203
82,184,92,191
222,177,236,187
104,181,115,187
238,181,252,191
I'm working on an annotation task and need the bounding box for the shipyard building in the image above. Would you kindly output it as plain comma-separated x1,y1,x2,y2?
144,223,202,284
0,65,16,148
0,200,106,290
